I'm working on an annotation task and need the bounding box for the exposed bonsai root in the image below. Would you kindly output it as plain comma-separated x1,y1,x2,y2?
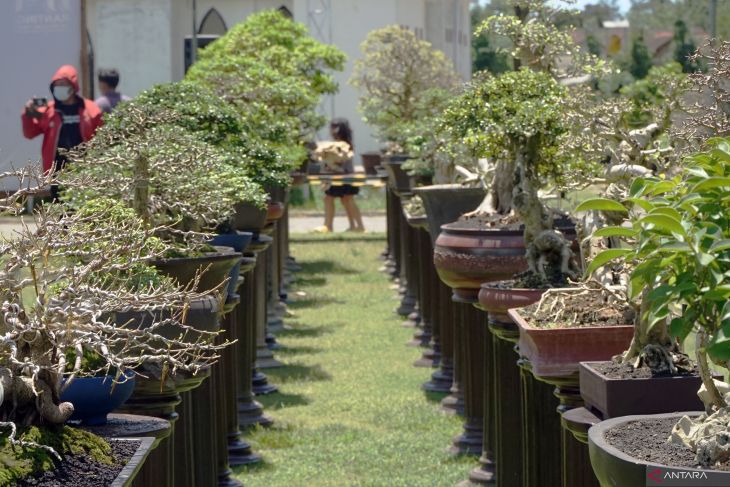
0,369,73,427
671,403,730,468
0,421,61,463
526,229,580,282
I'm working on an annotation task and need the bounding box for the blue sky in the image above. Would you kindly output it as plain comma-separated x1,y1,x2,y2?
478,0,633,15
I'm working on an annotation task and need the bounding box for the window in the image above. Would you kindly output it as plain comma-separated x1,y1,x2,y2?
198,8,227,36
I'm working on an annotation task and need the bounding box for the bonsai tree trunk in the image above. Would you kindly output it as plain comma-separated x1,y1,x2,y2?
462,159,515,217
133,154,151,225
511,139,578,283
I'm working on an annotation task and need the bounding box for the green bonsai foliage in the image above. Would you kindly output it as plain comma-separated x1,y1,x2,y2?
100,82,289,188
619,62,689,129
349,25,460,148
187,10,345,167
585,138,730,466
63,111,266,246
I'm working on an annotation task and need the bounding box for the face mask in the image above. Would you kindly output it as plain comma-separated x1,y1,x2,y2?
52,85,73,101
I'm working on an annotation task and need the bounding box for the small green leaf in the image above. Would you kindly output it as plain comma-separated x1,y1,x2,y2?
638,214,686,236
591,226,637,239
670,317,694,341
697,252,716,267
625,197,655,212
710,239,730,252
585,248,633,276
708,326,730,361
691,176,730,193
575,198,629,213
649,207,683,222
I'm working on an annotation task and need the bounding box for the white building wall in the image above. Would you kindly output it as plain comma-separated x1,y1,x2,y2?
88,0,174,97
86,0,472,159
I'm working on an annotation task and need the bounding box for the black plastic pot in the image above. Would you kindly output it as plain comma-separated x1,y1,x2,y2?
588,412,730,487
232,202,268,232
412,184,485,246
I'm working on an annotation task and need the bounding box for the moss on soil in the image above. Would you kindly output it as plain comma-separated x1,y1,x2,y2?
0,425,113,485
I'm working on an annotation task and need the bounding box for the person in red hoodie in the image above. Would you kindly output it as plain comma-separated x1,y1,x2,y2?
21,65,103,200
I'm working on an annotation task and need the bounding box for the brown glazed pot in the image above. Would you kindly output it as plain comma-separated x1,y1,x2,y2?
588,412,730,487
510,309,634,378
435,221,578,301
361,151,382,176
579,362,711,419
152,248,241,294
232,202,268,232
266,202,285,222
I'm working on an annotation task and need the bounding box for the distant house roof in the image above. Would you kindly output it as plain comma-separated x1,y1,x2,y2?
602,20,629,29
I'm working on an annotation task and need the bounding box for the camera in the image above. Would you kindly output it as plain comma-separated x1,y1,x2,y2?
32,97,48,108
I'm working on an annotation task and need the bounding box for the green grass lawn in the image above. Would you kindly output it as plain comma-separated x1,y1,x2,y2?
234,236,475,486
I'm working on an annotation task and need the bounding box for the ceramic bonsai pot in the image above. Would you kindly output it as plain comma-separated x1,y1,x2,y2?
152,247,241,294
413,185,485,246
266,201,285,222
510,310,634,378
579,362,711,419
361,151,382,175
61,371,136,426
434,220,577,301
509,306,633,487
588,412,730,487
232,202,268,232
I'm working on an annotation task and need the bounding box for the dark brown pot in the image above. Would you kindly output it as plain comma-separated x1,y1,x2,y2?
510,310,634,378
361,151,382,176
579,362,710,419
384,155,412,196
435,221,577,301
152,248,241,294
588,412,730,487
232,202,268,232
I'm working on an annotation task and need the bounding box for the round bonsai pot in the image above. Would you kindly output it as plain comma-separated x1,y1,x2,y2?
208,232,253,299
361,151,382,175
61,371,136,426
152,247,241,294
588,412,730,486
436,220,577,301
509,308,634,378
232,202,268,232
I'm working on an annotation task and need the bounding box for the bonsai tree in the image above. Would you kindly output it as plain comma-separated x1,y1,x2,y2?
0,193,226,458
187,10,346,167
349,25,460,149
114,82,291,188
63,104,266,248
586,138,730,467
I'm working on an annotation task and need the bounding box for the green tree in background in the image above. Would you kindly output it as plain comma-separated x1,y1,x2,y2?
673,20,701,72
629,35,652,79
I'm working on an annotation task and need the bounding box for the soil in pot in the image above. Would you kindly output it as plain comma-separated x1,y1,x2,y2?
605,416,730,471
591,360,700,380
520,289,635,330
0,425,136,486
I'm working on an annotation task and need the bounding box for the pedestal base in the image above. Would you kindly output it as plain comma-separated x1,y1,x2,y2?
252,370,279,395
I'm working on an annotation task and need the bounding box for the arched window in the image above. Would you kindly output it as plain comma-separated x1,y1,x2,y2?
198,8,227,35
278,6,293,19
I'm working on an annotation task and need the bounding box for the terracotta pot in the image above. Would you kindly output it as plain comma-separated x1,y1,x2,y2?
436,220,577,301
412,184,485,245
477,286,545,317
152,248,241,294
588,412,730,487
510,308,634,378
361,151,382,176
266,202,285,222
232,202,268,232
579,362,710,419
384,155,412,196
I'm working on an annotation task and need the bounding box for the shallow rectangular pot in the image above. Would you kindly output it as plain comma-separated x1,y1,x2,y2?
509,309,634,378
111,437,155,487
579,361,709,418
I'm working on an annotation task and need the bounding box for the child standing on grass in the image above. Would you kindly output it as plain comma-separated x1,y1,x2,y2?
313,118,365,233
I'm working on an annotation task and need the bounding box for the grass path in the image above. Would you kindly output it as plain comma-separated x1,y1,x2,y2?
234,235,475,486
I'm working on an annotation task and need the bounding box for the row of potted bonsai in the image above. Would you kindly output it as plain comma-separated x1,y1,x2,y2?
351,2,730,486
0,9,342,486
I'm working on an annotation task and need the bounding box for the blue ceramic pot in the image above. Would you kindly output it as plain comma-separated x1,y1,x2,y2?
61,371,136,425
208,231,253,299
